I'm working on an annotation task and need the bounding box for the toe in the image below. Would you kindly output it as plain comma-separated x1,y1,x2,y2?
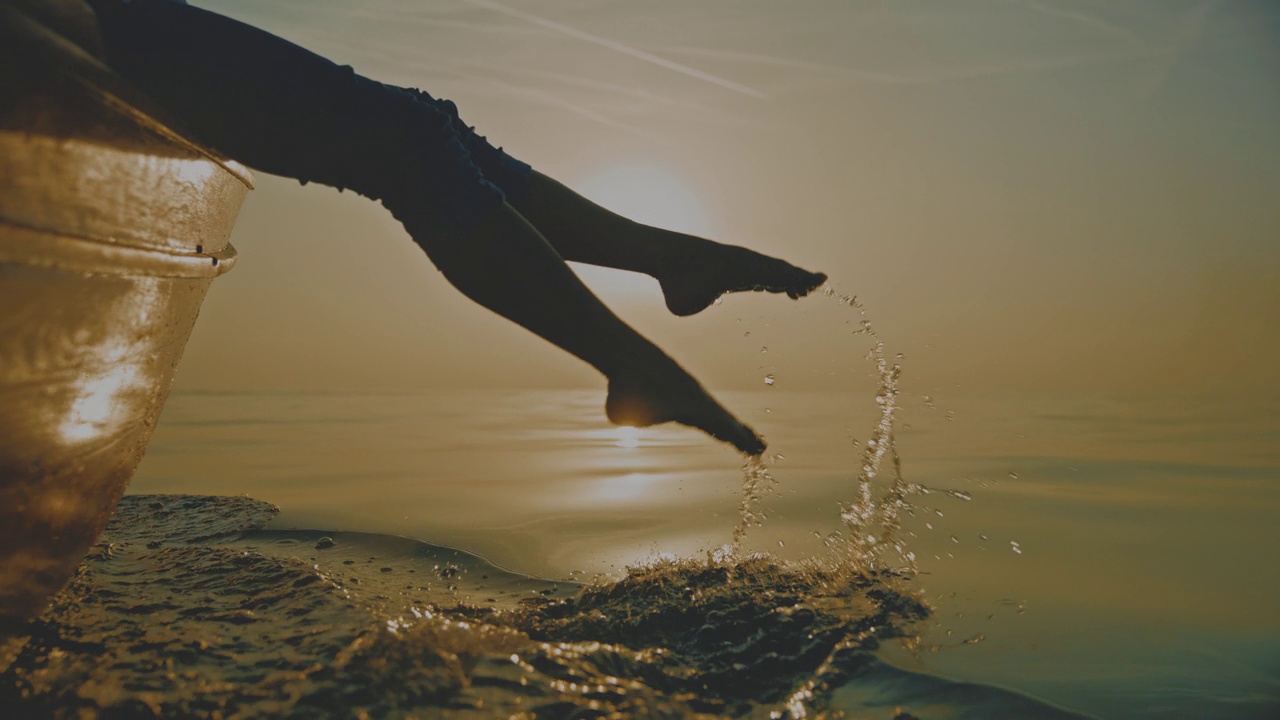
735,427,767,456
801,270,827,291
780,270,826,299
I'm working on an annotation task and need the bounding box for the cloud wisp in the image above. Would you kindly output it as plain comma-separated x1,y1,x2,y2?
458,0,770,100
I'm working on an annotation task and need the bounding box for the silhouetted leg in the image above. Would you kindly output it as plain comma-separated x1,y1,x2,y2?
516,173,829,316
88,0,764,453
411,204,764,453
397,89,828,315
88,0,500,229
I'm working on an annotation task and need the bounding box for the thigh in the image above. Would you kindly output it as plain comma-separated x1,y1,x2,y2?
89,0,506,230
89,0,378,173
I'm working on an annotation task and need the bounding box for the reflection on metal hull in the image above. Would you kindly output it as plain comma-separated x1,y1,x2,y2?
0,0,251,632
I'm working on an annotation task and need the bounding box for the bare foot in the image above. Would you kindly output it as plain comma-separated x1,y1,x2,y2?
605,360,765,455
656,241,827,317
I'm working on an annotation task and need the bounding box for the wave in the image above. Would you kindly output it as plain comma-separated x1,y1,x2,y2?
0,494,1085,719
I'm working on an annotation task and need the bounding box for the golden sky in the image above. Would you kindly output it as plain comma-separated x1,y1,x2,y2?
175,0,1279,398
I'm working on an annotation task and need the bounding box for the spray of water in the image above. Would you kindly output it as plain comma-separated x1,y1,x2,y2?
733,454,776,550
826,287,917,572
733,288,918,574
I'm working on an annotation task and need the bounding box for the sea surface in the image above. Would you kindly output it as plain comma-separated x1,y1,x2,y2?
121,387,1280,718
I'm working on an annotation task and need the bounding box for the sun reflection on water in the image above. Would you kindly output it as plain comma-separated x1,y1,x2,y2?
614,426,641,449
572,421,699,453
591,471,667,503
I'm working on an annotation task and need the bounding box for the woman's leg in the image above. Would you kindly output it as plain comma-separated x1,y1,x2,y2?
420,204,764,453
89,0,764,452
88,0,502,230
514,172,829,316
398,88,828,315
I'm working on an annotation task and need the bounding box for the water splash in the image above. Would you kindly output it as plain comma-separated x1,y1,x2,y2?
733,454,777,550
728,288,920,574
823,287,917,573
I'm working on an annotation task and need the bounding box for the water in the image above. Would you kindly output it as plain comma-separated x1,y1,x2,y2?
10,494,1030,718
107,387,1280,717
822,288,916,573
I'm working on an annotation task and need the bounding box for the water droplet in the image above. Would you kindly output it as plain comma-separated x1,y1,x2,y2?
1008,472,1019,480
777,540,785,548
760,346,768,353
763,374,775,386
743,331,751,337
714,297,723,306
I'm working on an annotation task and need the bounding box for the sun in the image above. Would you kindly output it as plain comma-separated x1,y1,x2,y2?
570,165,714,303
578,164,712,237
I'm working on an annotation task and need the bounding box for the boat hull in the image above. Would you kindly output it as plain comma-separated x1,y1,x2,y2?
0,0,252,635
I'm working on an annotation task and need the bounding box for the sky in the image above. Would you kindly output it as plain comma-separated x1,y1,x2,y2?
173,0,1279,398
